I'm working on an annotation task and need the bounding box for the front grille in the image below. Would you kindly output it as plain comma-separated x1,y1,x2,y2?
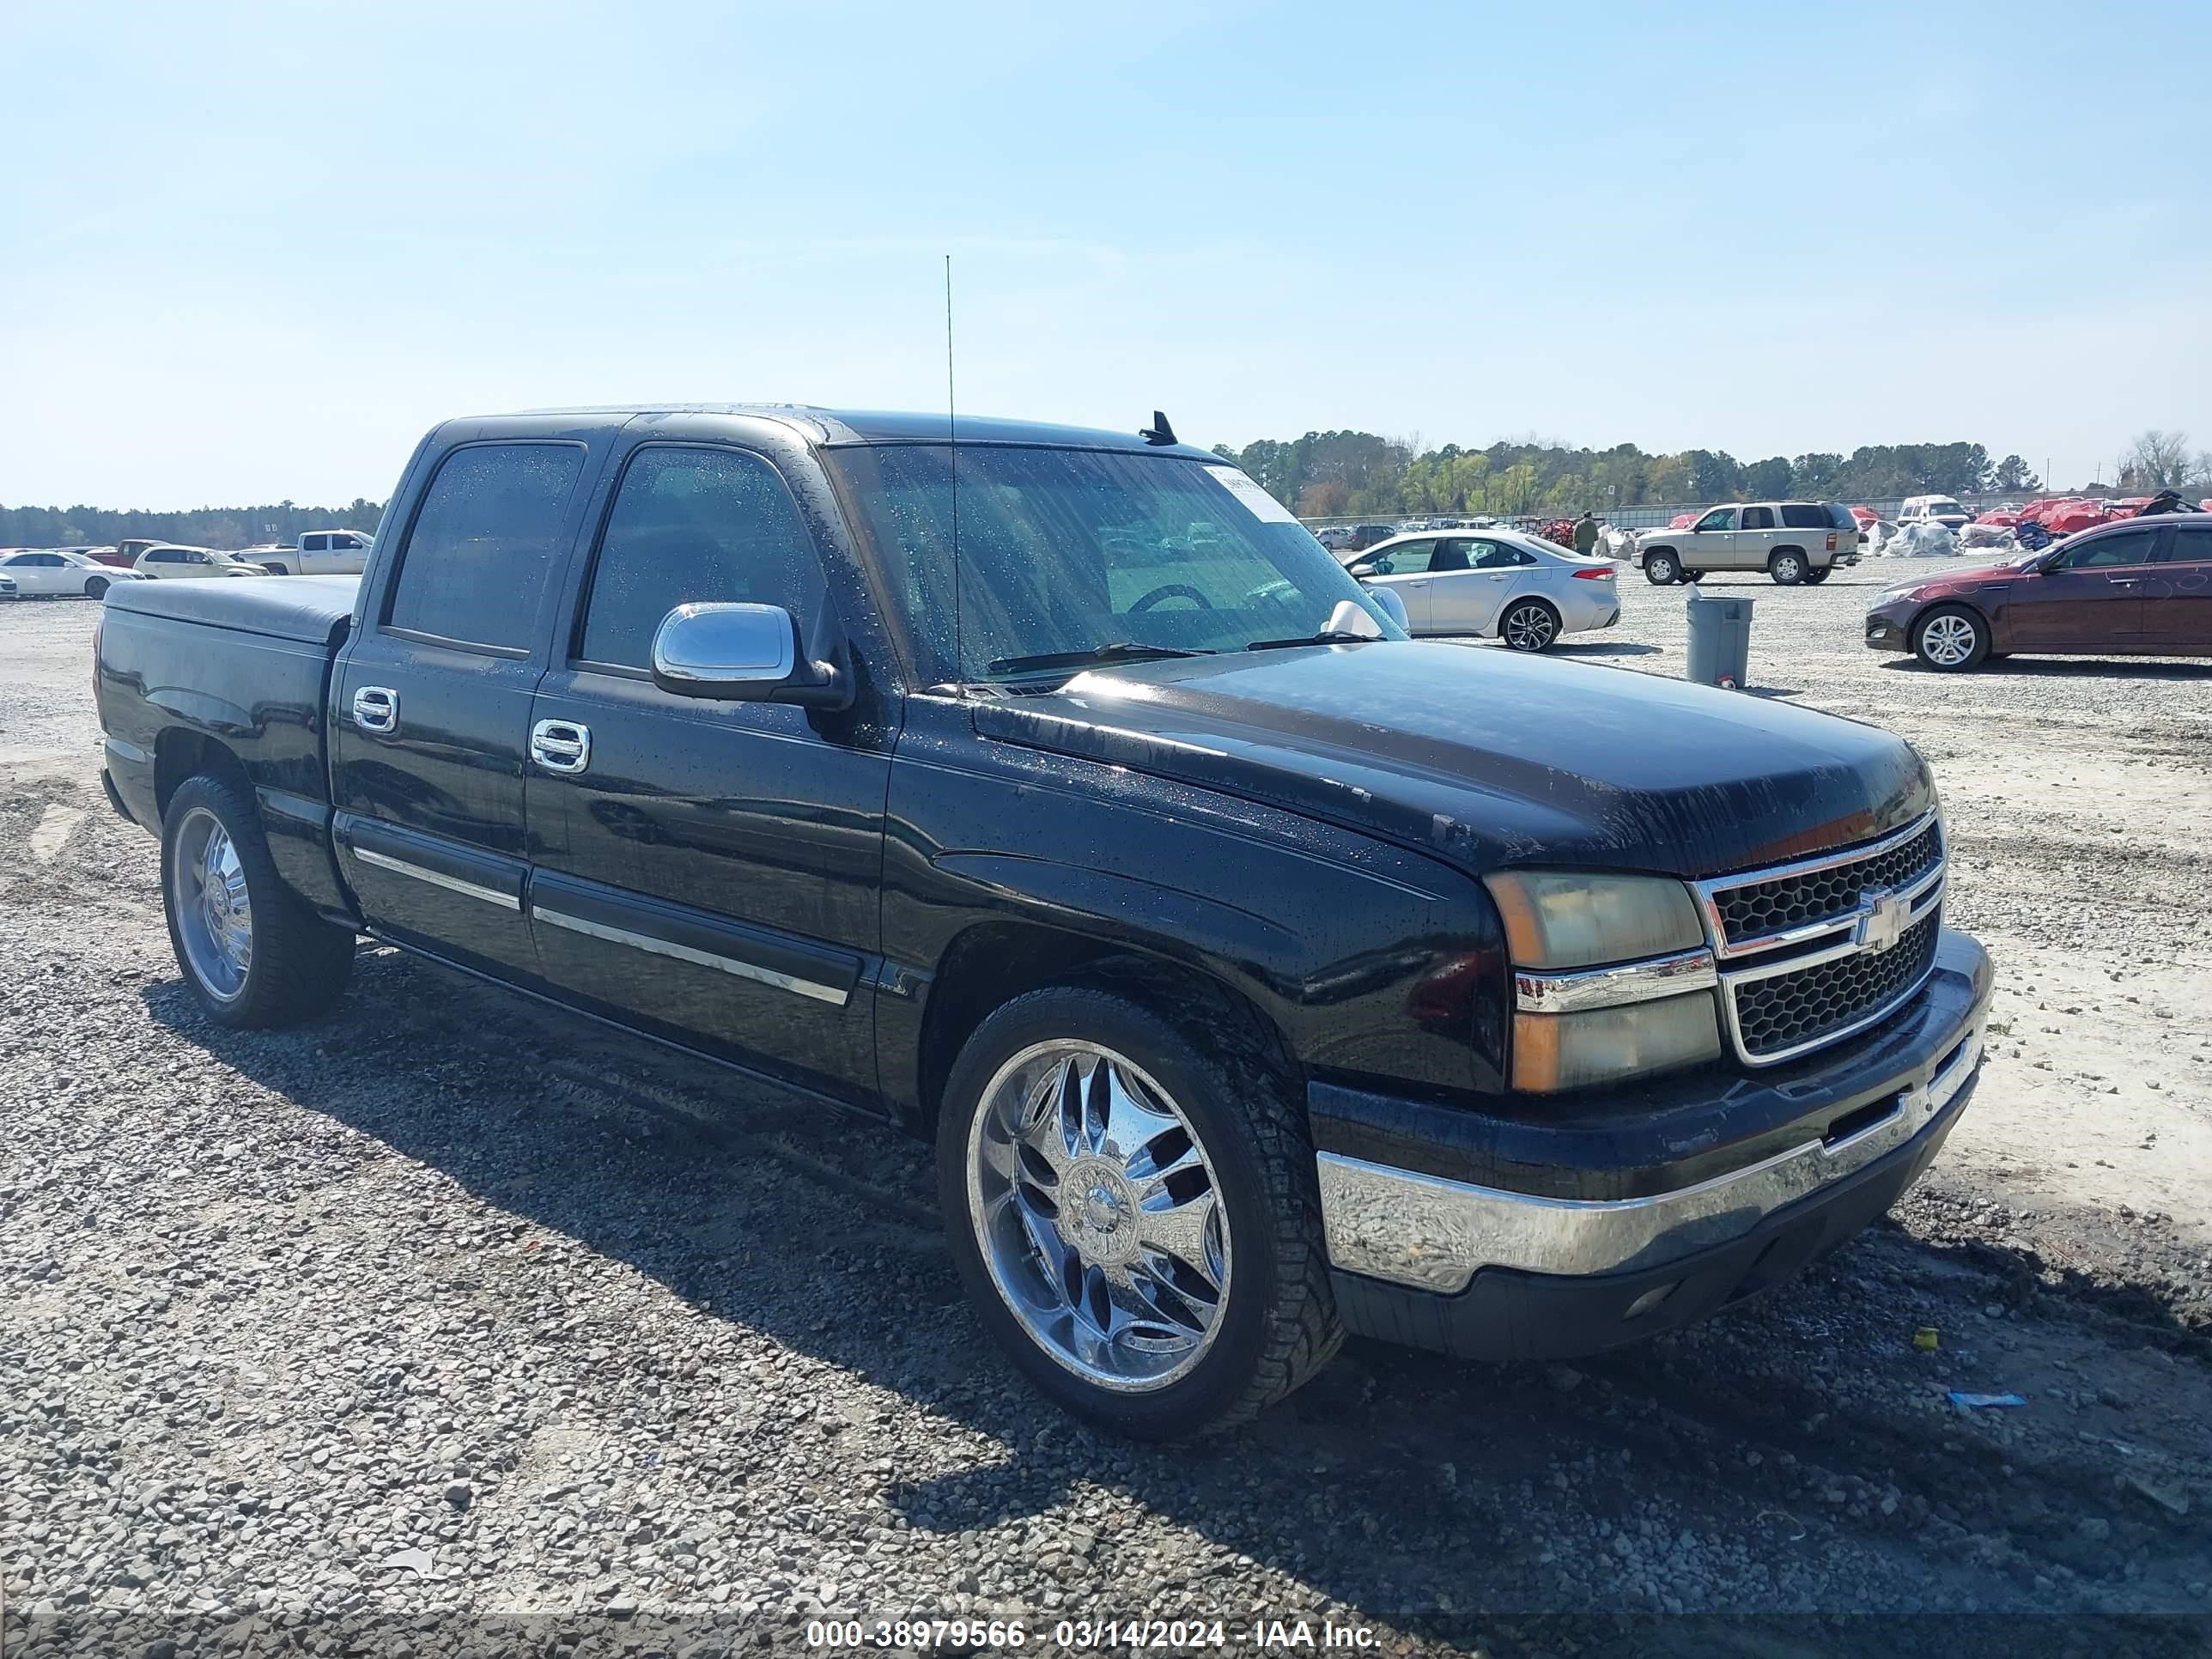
1731,908,1941,1059
1713,819,1942,944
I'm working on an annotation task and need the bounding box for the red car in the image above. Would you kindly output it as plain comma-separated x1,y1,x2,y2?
1863,512,2212,670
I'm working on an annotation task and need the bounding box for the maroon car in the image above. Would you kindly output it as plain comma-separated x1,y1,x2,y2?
1864,513,2212,671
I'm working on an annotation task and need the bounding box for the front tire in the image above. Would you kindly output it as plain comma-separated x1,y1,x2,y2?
1912,605,1990,672
937,981,1340,1439
1644,550,1680,586
84,575,110,599
1770,550,1808,586
161,775,356,1027
1499,598,1561,652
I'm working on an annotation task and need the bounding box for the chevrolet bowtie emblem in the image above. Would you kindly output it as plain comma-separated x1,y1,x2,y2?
1857,889,1910,953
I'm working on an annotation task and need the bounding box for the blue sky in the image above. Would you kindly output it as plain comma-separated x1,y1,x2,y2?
3,0,2207,507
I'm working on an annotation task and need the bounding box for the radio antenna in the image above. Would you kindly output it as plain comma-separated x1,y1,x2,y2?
945,253,963,689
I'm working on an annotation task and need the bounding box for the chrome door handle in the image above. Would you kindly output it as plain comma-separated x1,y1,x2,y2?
530,719,592,775
352,686,398,734
2106,577,2140,586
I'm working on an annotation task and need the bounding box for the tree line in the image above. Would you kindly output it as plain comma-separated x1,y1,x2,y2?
0,499,386,551
1209,430,2209,520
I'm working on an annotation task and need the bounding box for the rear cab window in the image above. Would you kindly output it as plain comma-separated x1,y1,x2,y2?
384,443,588,653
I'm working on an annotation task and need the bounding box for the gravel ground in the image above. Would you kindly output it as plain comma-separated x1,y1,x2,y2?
3,571,2210,1659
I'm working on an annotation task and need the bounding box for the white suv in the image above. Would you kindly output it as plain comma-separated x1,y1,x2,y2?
1636,501,1859,586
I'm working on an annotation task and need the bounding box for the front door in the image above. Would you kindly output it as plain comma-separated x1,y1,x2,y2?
523,439,890,1104
2144,524,2212,653
1360,538,1435,630
330,435,601,980
2003,526,2160,651
1688,507,1738,567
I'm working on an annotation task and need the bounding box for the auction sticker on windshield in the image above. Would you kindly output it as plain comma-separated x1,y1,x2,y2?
1203,465,1298,525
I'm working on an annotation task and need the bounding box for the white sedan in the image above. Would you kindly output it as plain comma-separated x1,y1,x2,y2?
1344,529,1621,651
0,548,151,599
133,545,273,580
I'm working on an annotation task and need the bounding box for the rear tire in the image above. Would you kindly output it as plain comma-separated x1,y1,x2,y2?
1770,550,1808,586
1911,605,1990,672
161,775,356,1028
1644,550,1680,586
936,978,1340,1440
1499,598,1561,652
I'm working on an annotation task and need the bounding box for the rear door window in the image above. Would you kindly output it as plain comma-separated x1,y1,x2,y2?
385,442,587,652
1741,507,1776,531
2156,527,2212,563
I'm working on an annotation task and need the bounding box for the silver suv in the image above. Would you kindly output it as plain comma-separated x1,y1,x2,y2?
1637,501,1860,586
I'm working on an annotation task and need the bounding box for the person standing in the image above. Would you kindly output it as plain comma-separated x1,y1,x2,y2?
1573,509,1600,556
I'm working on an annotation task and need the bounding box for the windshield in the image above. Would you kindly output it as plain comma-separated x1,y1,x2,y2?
830,445,1404,681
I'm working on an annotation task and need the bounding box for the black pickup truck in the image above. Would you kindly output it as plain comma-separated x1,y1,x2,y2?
94,405,1990,1438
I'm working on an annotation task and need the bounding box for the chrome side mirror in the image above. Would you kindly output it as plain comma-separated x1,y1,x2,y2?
649,602,852,708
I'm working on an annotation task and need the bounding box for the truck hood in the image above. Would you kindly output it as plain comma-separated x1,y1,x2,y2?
971,642,1933,879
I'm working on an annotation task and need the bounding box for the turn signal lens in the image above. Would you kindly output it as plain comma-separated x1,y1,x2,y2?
1483,872,1705,971
1511,993,1723,1092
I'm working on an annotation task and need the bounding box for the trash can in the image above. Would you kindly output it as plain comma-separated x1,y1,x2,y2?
1685,588,1754,689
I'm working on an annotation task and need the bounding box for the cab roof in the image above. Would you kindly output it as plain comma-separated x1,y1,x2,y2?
493,404,1223,461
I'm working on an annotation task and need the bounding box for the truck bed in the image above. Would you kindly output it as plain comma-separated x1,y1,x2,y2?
96,574,361,926
100,573,359,645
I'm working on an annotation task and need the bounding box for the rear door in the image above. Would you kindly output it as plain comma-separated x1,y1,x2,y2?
2144,524,2212,652
330,432,605,981
1736,505,1778,568
2004,526,2160,651
1439,537,1535,631
522,435,890,1103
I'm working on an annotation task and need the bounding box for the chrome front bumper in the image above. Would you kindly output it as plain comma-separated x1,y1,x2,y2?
1318,1018,1984,1295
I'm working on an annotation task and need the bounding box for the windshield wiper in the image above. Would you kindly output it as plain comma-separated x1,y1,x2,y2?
1244,629,1376,652
984,642,1215,675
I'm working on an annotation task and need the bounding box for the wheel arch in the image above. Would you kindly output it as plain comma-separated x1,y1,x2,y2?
1911,594,1996,642
1498,592,1562,638
914,920,1295,1135
155,728,252,823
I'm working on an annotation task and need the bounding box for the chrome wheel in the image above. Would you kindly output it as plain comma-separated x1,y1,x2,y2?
967,1041,1230,1393
1919,613,1979,667
171,805,252,1001
1501,601,1558,651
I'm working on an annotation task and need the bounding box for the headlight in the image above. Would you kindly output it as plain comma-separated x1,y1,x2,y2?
1483,870,1704,969
1483,871,1722,1092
